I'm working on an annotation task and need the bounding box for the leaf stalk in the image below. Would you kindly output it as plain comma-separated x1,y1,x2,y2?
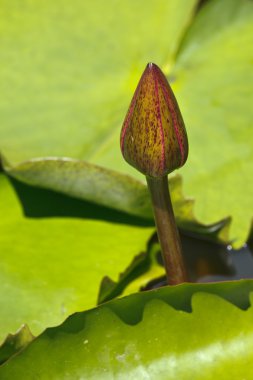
146,175,188,285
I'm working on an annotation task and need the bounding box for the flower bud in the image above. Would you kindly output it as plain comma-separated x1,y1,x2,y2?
120,63,188,178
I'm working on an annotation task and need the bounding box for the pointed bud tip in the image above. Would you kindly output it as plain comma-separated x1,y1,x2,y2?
146,62,159,72
120,63,188,178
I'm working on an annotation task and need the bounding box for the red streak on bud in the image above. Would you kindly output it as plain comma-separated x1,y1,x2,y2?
154,66,185,166
151,64,166,173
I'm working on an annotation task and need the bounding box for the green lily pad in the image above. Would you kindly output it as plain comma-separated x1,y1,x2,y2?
0,173,153,343
4,157,231,243
91,0,253,247
1,0,251,245
3,157,153,219
172,0,253,247
1,281,253,379
0,0,197,165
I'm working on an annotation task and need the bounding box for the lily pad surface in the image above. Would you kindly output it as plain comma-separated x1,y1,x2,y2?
1,1,253,374
0,173,153,343
1,0,252,245
173,0,253,247
4,157,231,242
92,0,253,246
1,281,253,379
0,0,197,164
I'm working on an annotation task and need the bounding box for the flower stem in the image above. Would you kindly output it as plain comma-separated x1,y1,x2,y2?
146,175,188,285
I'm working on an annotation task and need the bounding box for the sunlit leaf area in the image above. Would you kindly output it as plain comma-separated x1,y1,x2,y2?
0,0,253,377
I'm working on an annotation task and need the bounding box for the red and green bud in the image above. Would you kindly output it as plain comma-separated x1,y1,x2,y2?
120,63,188,178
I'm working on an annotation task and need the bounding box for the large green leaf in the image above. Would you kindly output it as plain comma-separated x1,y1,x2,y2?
0,173,153,343
0,0,197,164
173,0,253,247
1,0,252,245
0,0,253,245
4,157,231,242
4,157,153,220
1,281,253,379
92,0,253,247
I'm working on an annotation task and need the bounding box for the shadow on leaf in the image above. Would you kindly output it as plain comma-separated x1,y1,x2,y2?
10,177,153,227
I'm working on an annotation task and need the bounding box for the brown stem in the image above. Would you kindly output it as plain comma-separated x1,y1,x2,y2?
146,175,188,285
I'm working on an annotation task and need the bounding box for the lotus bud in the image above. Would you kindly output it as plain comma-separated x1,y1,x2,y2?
120,63,188,178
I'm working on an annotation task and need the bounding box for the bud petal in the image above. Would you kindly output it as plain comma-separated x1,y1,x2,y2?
120,63,188,177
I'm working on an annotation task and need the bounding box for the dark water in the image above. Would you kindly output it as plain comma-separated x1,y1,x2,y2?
143,232,253,290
